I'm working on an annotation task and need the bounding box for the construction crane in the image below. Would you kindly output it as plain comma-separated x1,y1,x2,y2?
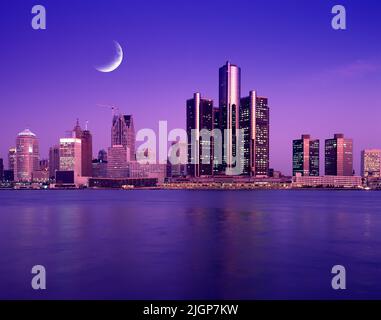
97,104,120,118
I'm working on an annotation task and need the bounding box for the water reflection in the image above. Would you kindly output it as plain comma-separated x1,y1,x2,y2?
1,190,381,299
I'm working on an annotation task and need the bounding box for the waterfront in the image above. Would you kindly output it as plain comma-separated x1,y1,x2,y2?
1,190,381,299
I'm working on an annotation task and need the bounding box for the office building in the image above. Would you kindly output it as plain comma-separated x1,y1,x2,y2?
292,134,320,176
15,129,40,182
361,149,381,178
129,162,167,184
239,91,256,175
107,145,129,178
186,92,214,177
219,61,241,171
325,134,353,176
49,145,60,179
255,96,270,176
72,120,93,177
8,147,16,171
168,141,187,178
0,158,3,181
239,90,270,177
81,129,93,177
111,114,135,161
92,150,108,178
98,149,108,162
59,138,82,180
293,175,362,188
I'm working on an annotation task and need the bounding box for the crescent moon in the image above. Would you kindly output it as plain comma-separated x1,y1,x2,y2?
96,41,123,73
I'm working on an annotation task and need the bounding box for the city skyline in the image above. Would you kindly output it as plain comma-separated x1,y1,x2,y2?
0,81,379,178
1,1,381,175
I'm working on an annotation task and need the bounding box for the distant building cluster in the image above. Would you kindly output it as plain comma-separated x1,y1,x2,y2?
292,133,381,189
292,133,354,177
0,115,169,188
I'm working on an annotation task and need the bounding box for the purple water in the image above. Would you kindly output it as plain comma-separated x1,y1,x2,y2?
0,190,381,299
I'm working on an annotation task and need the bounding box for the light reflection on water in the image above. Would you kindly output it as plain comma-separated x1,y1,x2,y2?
0,190,381,299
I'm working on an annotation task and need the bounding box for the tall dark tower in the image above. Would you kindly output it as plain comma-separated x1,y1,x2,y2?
293,134,320,176
72,120,93,177
239,91,256,176
240,91,270,176
0,158,3,181
255,96,270,176
81,129,93,177
111,114,136,161
48,145,60,179
186,93,214,177
325,134,353,176
219,61,241,172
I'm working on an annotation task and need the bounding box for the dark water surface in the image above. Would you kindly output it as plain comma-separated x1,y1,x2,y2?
0,190,381,299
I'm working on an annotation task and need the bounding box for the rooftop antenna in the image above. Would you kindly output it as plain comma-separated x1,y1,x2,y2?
85,120,89,131
97,104,120,118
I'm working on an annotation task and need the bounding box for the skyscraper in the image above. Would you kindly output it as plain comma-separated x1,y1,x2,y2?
72,120,93,177
92,150,108,178
325,134,353,176
81,129,93,177
255,96,270,176
239,91,256,176
361,149,381,178
219,61,241,171
15,129,39,182
111,114,135,161
49,145,60,179
98,149,108,162
292,134,320,176
239,91,270,177
212,107,221,175
8,147,16,171
186,92,214,177
59,138,82,179
0,158,3,181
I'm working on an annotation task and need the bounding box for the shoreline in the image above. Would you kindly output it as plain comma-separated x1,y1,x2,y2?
0,187,375,191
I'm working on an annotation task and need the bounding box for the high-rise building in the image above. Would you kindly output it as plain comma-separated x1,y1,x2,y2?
239,91,270,177
49,145,60,179
254,96,270,176
81,129,93,177
292,134,320,176
72,120,93,177
212,107,221,175
186,92,214,177
107,145,130,178
219,61,241,170
59,138,82,179
111,114,135,161
0,158,3,181
15,129,39,182
92,150,108,178
98,149,108,162
361,149,381,178
239,91,256,176
167,141,187,178
325,134,353,176
8,147,16,171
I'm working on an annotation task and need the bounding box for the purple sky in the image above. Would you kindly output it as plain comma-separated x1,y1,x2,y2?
1,0,381,175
